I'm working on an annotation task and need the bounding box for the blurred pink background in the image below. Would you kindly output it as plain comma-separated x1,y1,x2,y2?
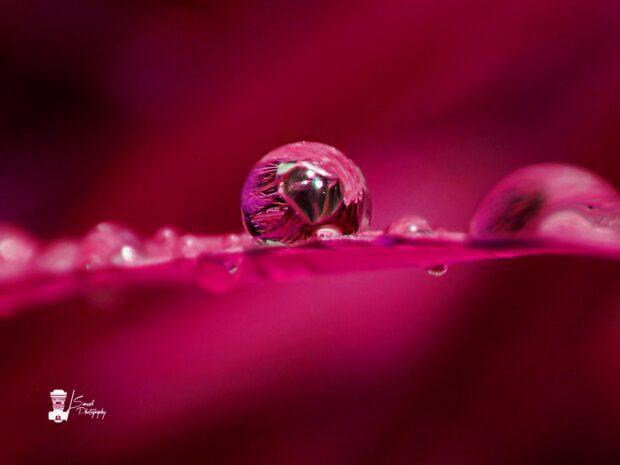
1,0,620,464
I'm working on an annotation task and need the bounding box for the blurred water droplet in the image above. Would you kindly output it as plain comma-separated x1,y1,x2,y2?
228,263,239,274
180,234,210,258
0,232,35,263
386,215,433,236
145,227,181,261
0,226,37,278
222,233,252,252
81,222,143,269
426,264,447,276
179,233,246,258
470,164,620,246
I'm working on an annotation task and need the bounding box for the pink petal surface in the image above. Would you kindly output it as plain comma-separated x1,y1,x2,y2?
1,223,619,315
2,1,620,464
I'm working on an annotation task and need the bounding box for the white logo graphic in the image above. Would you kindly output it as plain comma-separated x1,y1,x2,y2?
49,389,71,423
48,388,107,423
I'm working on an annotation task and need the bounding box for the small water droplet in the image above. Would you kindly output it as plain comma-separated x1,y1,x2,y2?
315,225,342,239
0,226,37,278
223,233,253,252
426,264,448,276
179,234,230,258
145,227,181,261
81,222,143,269
386,215,433,237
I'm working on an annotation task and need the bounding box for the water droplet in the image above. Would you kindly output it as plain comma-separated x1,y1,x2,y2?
227,263,239,274
470,164,620,245
241,142,371,244
81,222,144,269
426,264,448,276
386,215,433,236
222,233,253,252
0,225,37,278
179,234,230,258
145,227,181,261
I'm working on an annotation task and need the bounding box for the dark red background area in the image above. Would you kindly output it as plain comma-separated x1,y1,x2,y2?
1,1,620,464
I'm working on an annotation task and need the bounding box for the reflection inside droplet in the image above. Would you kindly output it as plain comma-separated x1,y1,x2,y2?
241,142,371,244
119,245,138,263
315,225,342,239
281,164,342,224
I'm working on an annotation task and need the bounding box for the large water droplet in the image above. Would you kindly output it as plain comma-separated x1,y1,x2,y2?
470,164,620,246
241,142,371,244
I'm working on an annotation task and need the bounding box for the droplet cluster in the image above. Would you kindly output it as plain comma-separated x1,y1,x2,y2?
0,161,618,301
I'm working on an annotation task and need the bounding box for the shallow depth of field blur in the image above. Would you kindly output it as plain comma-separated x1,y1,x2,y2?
2,1,620,464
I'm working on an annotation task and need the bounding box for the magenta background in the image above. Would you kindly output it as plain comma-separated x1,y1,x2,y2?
1,1,620,464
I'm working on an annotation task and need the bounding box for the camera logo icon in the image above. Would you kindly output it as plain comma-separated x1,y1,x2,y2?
48,389,70,423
